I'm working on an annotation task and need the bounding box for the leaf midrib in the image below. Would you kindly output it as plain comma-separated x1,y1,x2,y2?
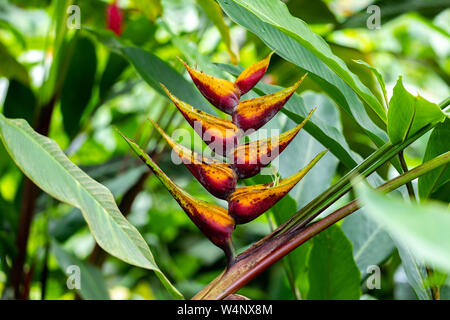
0,117,154,269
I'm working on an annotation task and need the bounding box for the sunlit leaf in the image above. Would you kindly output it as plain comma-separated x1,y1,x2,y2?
387,78,446,144
418,119,450,200
0,114,183,300
356,181,450,274
218,0,386,123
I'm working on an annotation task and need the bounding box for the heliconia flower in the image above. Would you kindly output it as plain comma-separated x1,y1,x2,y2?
228,150,327,224
148,118,237,200
118,130,236,263
161,84,240,156
177,57,240,114
232,74,307,132
106,1,123,36
234,51,275,95
231,108,316,179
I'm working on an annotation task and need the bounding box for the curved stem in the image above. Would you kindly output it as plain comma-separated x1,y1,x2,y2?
194,151,450,299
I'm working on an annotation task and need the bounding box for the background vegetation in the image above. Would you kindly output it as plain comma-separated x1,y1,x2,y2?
0,0,449,300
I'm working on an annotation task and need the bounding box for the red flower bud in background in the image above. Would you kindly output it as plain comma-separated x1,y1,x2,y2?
232,74,307,132
106,1,123,36
235,51,275,95
148,118,237,200
228,150,327,224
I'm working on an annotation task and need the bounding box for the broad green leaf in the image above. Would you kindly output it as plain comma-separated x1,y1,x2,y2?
218,63,359,169
119,46,216,114
0,114,183,299
89,25,216,114
278,92,339,210
339,0,449,29
286,0,337,25
197,0,238,64
218,0,389,148
354,60,388,108
50,209,84,243
356,182,450,274
396,240,432,300
387,78,446,144
61,36,97,138
0,19,27,49
50,166,147,243
342,210,394,279
0,41,29,84
99,52,129,100
418,119,450,200
307,224,361,300
219,0,386,123
52,241,110,300
271,195,312,298
3,79,36,125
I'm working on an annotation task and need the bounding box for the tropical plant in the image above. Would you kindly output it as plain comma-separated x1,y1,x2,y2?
0,0,449,301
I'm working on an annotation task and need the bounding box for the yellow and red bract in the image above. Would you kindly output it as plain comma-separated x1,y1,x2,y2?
149,118,237,200
161,84,240,156
235,51,275,95
178,58,240,114
119,131,236,257
233,74,307,131
231,108,315,179
228,150,327,224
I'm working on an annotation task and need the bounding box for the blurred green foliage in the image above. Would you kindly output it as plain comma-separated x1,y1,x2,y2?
0,0,448,300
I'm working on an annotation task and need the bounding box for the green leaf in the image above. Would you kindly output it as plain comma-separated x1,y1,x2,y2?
353,60,388,108
218,0,388,148
418,119,450,200
219,0,386,123
271,195,312,298
342,210,394,279
387,78,446,144
307,224,361,300
0,114,183,300
119,46,216,114
278,92,340,210
339,0,449,29
286,0,337,25
50,166,147,243
60,36,97,138
99,52,128,100
0,41,29,84
396,240,432,300
3,79,36,125
197,0,237,64
356,182,450,274
52,241,110,300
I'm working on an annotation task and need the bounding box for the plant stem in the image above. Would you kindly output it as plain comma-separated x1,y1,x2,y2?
281,123,435,233
398,151,416,201
194,151,450,299
439,96,450,110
